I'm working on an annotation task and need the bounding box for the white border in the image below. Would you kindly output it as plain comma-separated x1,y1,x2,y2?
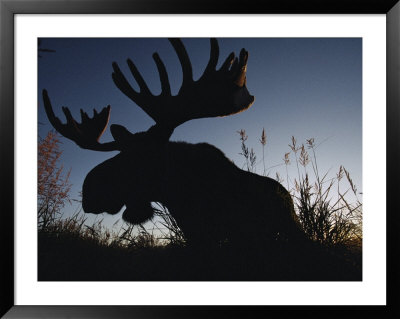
15,14,386,305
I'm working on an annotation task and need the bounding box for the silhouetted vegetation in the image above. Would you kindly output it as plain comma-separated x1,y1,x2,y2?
38,129,361,281
38,131,71,230
238,130,362,249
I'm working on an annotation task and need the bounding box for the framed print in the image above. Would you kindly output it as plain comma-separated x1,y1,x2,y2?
1,0,399,318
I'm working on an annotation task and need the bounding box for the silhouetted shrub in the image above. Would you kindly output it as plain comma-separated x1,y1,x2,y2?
38,131,71,230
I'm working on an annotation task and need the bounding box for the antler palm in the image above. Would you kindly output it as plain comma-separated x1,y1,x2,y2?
111,38,254,128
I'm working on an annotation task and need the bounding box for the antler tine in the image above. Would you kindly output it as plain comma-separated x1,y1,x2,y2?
112,61,162,122
233,48,249,87
203,38,220,75
219,52,235,72
112,54,171,124
112,62,140,102
168,38,193,88
152,52,171,96
42,90,119,151
126,59,151,95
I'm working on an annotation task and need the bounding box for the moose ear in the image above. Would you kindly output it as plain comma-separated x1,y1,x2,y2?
110,124,133,143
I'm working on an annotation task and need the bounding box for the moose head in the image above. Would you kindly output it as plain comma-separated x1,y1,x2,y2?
43,38,304,246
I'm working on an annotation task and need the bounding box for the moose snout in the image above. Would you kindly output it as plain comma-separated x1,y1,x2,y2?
82,159,125,215
82,189,124,215
82,194,125,216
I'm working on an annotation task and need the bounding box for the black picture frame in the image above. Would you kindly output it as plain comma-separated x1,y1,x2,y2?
1,0,399,318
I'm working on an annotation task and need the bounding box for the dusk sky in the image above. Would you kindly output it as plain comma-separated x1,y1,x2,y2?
38,37,362,228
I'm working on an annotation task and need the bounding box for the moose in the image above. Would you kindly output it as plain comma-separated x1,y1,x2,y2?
43,38,306,248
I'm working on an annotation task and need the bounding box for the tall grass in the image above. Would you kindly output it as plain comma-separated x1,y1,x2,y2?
39,205,185,250
237,129,362,248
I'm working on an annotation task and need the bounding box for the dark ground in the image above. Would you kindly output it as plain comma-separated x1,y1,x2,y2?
38,232,362,281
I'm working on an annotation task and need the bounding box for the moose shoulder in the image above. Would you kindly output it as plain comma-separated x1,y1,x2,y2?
43,38,306,247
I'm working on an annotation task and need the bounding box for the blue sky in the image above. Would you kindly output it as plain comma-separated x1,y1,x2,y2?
38,37,362,229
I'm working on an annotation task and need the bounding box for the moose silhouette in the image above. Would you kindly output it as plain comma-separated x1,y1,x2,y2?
43,38,306,248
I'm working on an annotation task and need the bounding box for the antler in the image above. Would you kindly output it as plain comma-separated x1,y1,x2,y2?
42,89,119,151
112,38,255,129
